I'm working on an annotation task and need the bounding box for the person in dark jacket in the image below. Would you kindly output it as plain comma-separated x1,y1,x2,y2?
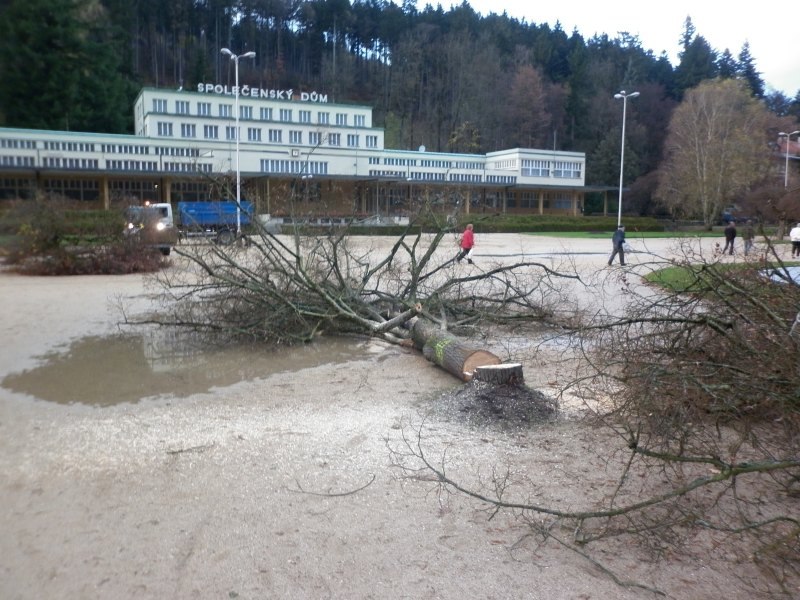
723,221,737,255
743,220,755,255
608,225,626,266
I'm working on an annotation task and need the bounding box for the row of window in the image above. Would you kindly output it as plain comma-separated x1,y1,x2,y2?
521,159,582,179
43,157,99,169
108,160,159,171
0,150,555,185
102,144,151,155
156,122,379,149
1,156,35,167
260,159,328,175
486,175,517,184
1,139,155,154
507,192,574,209
153,98,367,127
1,139,37,149
383,158,483,170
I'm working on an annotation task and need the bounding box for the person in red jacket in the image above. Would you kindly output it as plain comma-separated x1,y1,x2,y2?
456,223,474,264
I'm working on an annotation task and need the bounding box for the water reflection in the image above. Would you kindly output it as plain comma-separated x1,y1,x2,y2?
2,332,376,406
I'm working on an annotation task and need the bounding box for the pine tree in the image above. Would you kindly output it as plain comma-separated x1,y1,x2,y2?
0,0,133,132
675,35,718,98
716,49,738,80
0,0,84,129
737,41,765,99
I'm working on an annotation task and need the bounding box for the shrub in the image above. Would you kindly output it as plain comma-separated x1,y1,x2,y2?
3,196,165,275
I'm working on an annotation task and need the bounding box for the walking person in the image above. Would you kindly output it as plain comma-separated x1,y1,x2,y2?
608,225,626,266
456,223,475,264
723,220,737,255
743,220,755,256
790,222,800,258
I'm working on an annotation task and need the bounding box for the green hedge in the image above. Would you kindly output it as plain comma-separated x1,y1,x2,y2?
1,207,124,236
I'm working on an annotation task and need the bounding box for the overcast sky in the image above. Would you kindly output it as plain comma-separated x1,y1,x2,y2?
435,1,800,97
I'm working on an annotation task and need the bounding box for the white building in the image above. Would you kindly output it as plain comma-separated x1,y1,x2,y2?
0,85,590,220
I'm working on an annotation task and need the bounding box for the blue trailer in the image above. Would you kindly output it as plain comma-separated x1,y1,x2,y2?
177,200,254,245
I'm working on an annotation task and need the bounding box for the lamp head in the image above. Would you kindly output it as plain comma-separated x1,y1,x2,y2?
220,47,233,57
242,51,256,59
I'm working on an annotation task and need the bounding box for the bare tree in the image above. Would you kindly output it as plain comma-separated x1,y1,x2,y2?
656,79,774,228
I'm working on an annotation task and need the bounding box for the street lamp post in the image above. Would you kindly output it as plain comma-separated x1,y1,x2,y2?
220,47,256,236
614,90,639,228
779,130,800,188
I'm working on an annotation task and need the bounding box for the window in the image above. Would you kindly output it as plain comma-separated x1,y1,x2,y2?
545,192,573,209
366,135,378,148
354,115,365,127
197,102,211,116
181,123,196,138
309,132,321,146
317,112,329,125
248,127,262,142
240,105,253,120
328,133,341,146
279,109,292,122
204,125,219,139
299,110,311,124
157,122,173,136
219,104,232,118
152,98,167,113
336,113,347,126
260,107,272,120
522,159,550,177
289,130,302,144
176,100,190,115
268,129,282,143
347,134,359,148
553,161,581,179
226,126,237,141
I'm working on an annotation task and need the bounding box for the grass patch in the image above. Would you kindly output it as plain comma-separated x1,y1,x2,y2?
645,261,799,293
525,230,723,239
645,264,709,292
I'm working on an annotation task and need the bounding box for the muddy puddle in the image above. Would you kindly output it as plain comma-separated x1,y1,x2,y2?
2,331,380,406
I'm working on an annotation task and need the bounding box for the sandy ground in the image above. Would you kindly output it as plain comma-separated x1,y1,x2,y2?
0,233,783,599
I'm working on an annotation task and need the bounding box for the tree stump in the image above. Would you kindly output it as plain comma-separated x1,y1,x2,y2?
473,363,524,385
410,319,501,381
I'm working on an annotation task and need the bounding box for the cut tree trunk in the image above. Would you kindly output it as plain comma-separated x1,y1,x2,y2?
474,363,524,385
410,319,501,381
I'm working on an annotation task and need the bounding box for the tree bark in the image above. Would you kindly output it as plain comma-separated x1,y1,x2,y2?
410,319,500,381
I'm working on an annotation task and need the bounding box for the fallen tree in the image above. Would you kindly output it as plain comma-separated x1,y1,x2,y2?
127,187,799,596
410,317,501,381
137,203,577,353
389,242,800,598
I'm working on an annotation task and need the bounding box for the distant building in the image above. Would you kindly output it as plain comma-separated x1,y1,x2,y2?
0,85,592,221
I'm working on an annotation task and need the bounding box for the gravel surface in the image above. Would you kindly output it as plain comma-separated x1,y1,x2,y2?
0,234,780,599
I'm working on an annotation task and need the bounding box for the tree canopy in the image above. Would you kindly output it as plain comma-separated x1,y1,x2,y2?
656,79,775,226
0,0,797,216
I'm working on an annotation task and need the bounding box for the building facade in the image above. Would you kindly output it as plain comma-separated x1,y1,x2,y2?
0,85,589,221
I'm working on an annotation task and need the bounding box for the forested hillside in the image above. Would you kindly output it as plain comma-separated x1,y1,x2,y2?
1,0,799,214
